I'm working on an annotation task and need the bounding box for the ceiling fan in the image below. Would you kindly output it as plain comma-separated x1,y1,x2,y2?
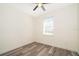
33,3,47,11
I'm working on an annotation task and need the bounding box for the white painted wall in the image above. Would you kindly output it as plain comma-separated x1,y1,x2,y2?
0,4,34,54
34,4,78,53
77,4,79,53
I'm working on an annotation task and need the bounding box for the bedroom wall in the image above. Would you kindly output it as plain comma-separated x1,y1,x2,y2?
34,4,78,52
0,4,34,54
77,4,79,53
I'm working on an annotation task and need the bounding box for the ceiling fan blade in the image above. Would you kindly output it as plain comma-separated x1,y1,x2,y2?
42,3,48,4
33,5,38,11
41,5,46,11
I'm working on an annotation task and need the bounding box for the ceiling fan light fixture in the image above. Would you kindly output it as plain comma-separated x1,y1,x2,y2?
38,3,42,7
33,3,47,11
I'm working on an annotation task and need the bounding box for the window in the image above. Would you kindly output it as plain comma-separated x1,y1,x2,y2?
43,17,54,35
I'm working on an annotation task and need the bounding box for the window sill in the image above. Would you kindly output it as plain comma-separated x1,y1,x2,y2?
43,33,53,36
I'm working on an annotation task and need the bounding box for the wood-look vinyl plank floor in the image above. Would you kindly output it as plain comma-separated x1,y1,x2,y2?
0,42,79,56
